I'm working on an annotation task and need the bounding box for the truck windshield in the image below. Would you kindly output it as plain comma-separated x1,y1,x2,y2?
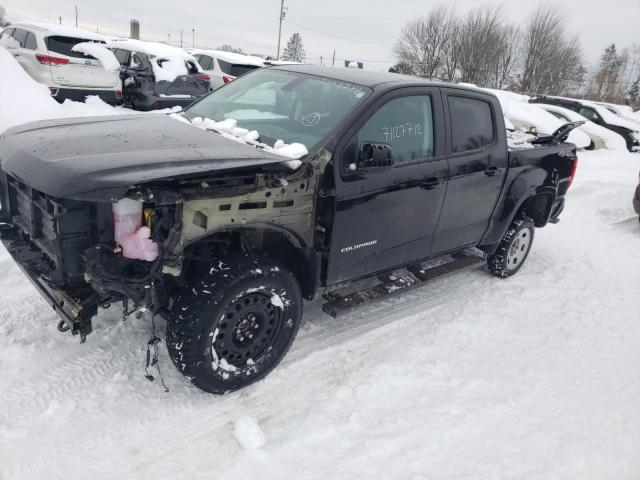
185,69,370,152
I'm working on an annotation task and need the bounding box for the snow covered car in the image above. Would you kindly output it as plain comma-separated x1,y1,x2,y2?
190,49,265,90
110,39,210,110
534,103,627,151
476,87,591,150
531,96,640,152
0,66,580,394
0,22,123,105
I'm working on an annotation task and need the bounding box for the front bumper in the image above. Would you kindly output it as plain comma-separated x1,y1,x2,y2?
0,224,99,340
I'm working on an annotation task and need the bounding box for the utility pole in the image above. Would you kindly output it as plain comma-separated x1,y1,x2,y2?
58,16,62,25
168,33,171,46
192,28,195,48
332,49,336,66
180,29,183,48
74,5,78,27
276,0,287,60
320,56,323,66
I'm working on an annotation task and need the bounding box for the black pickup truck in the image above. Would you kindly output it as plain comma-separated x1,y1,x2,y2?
0,66,579,393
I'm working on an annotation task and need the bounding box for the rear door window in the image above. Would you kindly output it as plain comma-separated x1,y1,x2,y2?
113,48,130,66
197,54,214,70
579,107,601,124
24,32,37,50
11,28,28,48
449,96,495,153
45,36,102,58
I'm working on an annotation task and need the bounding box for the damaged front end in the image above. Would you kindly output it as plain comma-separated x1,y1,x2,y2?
0,172,183,341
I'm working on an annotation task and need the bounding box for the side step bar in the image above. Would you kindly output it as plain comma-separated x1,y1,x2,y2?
322,254,485,317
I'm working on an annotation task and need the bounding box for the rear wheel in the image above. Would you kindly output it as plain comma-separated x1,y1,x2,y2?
487,216,535,277
166,253,303,394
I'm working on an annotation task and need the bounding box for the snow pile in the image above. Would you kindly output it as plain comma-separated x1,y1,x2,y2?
108,39,200,82
0,34,20,49
232,416,267,450
0,47,160,134
1,147,640,478
484,88,591,149
13,21,106,42
176,114,308,163
71,42,121,72
535,103,628,151
506,130,536,149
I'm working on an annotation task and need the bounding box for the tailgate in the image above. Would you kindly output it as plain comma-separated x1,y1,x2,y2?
45,35,119,89
153,74,210,98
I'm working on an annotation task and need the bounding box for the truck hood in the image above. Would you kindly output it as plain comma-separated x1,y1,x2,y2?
0,114,291,201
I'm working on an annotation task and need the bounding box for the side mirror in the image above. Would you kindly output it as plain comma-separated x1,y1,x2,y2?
355,142,394,172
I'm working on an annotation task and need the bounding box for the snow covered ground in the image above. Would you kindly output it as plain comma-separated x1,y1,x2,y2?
1,149,639,480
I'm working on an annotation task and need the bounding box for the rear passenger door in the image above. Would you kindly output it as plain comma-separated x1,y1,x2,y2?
431,89,507,254
327,87,448,284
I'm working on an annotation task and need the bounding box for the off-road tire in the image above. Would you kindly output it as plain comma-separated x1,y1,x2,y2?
487,216,535,278
166,253,303,394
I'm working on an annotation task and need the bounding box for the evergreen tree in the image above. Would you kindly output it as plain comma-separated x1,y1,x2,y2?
591,44,625,101
281,33,305,63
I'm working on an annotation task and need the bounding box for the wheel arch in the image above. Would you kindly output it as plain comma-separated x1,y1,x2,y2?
184,223,319,300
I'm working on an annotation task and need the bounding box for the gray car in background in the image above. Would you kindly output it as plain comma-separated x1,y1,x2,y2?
110,39,210,110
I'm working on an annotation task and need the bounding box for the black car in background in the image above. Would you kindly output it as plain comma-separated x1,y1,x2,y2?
110,41,210,110
530,96,640,152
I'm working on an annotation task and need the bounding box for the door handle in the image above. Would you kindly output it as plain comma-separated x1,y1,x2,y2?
421,177,441,190
484,167,498,177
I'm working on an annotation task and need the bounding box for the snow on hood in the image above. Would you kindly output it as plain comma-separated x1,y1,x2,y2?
71,42,121,72
172,114,308,166
108,39,201,82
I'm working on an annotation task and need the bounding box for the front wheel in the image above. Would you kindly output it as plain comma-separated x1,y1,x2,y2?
487,216,535,277
167,253,303,394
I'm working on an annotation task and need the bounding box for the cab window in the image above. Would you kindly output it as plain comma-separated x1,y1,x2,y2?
355,95,435,164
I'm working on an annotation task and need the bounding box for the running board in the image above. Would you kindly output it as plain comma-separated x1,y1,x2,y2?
322,254,485,318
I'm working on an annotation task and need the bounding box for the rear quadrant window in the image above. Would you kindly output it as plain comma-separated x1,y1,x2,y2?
449,96,495,153
197,55,214,70
356,95,435,164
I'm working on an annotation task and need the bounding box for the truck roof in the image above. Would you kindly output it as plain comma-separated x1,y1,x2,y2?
271,64,484,93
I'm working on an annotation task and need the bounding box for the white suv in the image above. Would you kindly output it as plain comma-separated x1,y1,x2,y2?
0,22,123,104
189,50,265,90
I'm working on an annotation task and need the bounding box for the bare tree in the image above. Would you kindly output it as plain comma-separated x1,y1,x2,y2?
394,6,456,78
0,5,10,28
519,5,583,95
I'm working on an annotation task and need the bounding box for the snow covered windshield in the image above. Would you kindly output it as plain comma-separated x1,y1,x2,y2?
184,69,370,152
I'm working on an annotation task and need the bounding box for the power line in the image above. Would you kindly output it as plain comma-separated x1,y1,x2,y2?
283,18,392,46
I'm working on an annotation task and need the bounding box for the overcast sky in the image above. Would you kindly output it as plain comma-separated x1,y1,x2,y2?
4,0,639,71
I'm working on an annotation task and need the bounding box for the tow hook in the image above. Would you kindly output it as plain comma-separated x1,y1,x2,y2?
57,320,71,333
